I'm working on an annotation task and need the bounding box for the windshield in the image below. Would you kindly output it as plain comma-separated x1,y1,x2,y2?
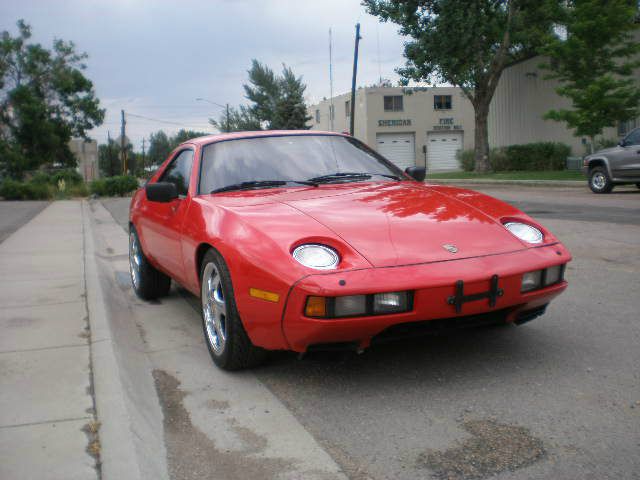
198,134,406,194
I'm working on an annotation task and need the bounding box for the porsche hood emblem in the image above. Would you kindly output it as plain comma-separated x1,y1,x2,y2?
442,244,458,254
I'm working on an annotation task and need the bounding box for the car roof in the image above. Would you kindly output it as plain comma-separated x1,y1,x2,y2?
182,130,348,147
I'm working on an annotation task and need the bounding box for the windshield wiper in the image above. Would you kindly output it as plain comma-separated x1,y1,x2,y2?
308,172,401,183
211,180,317,194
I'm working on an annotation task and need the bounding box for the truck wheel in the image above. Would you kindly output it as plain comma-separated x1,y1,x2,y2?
589,167,613,193
129,226,171,300
200,249,267,370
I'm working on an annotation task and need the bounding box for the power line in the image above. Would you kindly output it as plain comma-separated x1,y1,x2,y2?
125,112,212,130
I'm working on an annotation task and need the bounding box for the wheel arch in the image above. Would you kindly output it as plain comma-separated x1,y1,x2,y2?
587,157,612,176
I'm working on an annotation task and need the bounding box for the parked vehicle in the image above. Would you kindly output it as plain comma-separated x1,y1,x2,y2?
129,131,571,370
583,127,640,193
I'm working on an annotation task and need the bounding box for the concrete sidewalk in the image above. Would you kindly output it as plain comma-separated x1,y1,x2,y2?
0,201,98,480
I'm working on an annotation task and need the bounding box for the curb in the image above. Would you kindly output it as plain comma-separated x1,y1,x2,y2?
82,200,144,480
427,178,586,188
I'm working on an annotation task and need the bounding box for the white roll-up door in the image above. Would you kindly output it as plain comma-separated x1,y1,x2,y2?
427,132,463,171
375,133,416,171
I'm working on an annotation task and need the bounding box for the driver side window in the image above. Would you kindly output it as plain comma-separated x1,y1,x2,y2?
623,128,640,146
160,149,194,196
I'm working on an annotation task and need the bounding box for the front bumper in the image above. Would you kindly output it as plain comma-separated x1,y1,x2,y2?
281,243,571,352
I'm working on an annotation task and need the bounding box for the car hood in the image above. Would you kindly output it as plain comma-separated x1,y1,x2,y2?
588,146,620,157
279,183,526,267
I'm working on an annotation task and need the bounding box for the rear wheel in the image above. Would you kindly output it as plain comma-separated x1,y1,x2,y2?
129,226,171,300
589,167,613,193
635,183,640,189
200,249,267,370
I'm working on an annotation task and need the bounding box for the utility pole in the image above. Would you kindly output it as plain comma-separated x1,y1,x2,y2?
141,137,146,176
226,103,230,132
350,23,361,137
329,27,334,132
107,131,113,177
120,110,127,175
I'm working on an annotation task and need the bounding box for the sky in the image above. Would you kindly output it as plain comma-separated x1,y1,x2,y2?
0,0,408,150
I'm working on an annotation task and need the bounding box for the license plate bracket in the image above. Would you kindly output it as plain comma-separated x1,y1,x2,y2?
447,274,504,314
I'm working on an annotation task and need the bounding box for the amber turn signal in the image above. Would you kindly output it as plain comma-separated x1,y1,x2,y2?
249,288,280,303
305,296,327,317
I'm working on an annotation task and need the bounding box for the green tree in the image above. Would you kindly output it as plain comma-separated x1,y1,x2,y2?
0,20,104,178
243,60,311,130
170,129,209,148
541,0,640,152
209,105,262,132
98,138,120,177
147,130,172,168
363,0,561,172
272,66,313,129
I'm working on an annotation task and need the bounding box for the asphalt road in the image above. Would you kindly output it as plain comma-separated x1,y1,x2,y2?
0,201,49,244
99,185,639,480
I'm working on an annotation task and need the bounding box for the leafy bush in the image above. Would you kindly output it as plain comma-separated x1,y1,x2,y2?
501,142,570,171
90,175,139,196
0,179,53,200
51,169,83,186
29,171,52,185
457,149,475,171
595,138,619,150
455,142,571,172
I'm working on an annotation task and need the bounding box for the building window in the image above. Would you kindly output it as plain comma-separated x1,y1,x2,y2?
345,100,351,117
315,109,320,123
434,95,452,110
383,95,403,112
618,118,638,136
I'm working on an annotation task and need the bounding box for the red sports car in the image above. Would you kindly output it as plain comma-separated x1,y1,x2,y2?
129,131,571,370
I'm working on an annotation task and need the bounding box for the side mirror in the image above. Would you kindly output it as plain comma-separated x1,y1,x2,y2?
405,166,426,182
146,182,178,203
618,140,627,147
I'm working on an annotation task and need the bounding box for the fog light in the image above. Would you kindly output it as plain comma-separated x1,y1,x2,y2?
373,291,408,314
334,295,367,317
305,296,327,317
545,265,563,286
521,270,543,292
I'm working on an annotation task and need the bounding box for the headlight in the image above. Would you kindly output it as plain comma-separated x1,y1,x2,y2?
504,222,543,244
292,244,339,270
521,270,543,292
373,292,409,314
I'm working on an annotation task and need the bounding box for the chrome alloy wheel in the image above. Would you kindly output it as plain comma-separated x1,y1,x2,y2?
201,262,227,354
129,232,141,289
591,172,606,190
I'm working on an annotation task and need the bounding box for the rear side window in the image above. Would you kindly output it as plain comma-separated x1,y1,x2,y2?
159,149,194,196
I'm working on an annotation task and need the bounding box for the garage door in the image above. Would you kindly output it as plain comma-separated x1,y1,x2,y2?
427,132,463,171
376,133,415,171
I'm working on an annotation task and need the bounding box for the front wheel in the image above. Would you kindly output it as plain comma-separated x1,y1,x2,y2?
200,249,267,370
589,167,613,193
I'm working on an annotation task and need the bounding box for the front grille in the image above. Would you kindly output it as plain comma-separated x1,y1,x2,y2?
372,309,510,345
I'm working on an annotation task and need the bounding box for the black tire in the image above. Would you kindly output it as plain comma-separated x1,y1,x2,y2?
588,167,613,193
129,226,171,300
635,183,640,190
200,249,267,370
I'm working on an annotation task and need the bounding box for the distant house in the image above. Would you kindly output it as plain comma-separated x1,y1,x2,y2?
69,138,99,182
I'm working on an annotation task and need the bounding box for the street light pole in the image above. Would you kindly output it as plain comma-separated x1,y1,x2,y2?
196,97,230,132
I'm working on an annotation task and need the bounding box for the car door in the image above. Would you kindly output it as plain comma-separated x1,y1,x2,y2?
140,148,194,283
612,128,640,178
